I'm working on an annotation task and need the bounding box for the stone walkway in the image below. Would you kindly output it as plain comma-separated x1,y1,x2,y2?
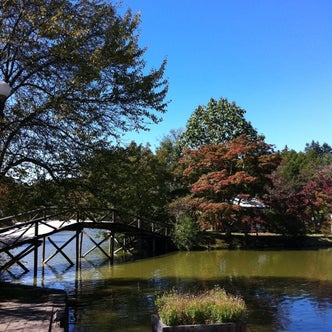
0,283,67,332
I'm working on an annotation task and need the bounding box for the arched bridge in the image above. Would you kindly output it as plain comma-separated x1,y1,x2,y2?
0,207,173,278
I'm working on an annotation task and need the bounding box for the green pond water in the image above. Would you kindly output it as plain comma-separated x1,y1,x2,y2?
2,232,332,331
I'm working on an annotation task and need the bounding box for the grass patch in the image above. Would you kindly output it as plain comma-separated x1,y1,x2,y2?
155,286,246,326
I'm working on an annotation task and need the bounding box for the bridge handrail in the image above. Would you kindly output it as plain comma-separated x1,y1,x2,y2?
0,207,75,233
0,206,173,238
0,206,56,223
79,207,173,237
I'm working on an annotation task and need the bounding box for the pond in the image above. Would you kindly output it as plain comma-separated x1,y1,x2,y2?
1,231,332,331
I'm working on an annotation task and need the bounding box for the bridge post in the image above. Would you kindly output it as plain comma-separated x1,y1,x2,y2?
41,235,46,283
76,228,82,273
151,222,156,256
75,228,82,293
137,218,143,253
109,231,115,265
33,221,39,285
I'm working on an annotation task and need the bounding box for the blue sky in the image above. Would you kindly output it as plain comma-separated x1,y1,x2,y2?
121,0,331,152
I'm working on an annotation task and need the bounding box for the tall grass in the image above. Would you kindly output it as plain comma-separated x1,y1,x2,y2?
155,287,246,326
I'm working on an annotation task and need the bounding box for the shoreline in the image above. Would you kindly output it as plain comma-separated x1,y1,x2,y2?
202,232,332,250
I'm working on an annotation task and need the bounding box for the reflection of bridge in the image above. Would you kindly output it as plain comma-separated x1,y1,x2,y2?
0,207,173,279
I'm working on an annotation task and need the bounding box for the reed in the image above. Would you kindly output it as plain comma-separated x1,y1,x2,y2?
155,286,246,326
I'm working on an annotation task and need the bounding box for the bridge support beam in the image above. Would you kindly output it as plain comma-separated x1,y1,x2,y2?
43,234,76,266
76,228,82,275
0,244,37,273
109,232,115,265
33,222,39,284
81,230,113,260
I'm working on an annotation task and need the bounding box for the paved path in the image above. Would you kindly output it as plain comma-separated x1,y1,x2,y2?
0,283,66,332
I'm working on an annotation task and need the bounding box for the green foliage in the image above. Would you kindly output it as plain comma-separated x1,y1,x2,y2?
155,129,188,198
179,97,263,150
305,140,332,157
0,0,168,181
155,287,246,326
171,215,201,250
0,175,79,215
0,142,173,218
79,142,170,219
0,177,29,215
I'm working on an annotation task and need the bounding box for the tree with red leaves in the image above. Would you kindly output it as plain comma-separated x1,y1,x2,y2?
301,165,332,232
267,145,332,235
181,135,280,232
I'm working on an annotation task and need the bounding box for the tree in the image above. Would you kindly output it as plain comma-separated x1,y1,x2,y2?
267,161,308,235
79,142,170,219
178,97,263,150
0,0,168,181
301,165,332,232
0,176,29,215
305,140,332,157
267,148,332,234
155,129,188,198
181,135,280,232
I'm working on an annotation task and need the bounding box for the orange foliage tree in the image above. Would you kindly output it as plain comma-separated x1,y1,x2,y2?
181,135,280,232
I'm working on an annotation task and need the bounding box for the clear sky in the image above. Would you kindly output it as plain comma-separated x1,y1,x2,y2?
120,0,331,152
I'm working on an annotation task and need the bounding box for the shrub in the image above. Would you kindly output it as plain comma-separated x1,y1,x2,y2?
155,287,246,326
171,214,200,250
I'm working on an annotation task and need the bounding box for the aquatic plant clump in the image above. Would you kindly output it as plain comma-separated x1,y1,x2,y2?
155,287,246,326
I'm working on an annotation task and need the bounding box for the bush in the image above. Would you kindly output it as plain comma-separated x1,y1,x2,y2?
171,215,200,250
155,287,246,326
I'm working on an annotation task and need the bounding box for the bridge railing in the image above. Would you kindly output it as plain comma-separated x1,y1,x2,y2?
76,207,172,237
0,206,173,251
0,207,78,250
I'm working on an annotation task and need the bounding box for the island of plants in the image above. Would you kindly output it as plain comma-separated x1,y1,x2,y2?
152,286,247,331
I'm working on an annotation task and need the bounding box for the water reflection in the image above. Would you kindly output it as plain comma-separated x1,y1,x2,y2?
66,275,332,332
2,236,332,331
63,250,332,332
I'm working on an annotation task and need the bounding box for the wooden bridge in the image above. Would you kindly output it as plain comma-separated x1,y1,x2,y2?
0,207,173,279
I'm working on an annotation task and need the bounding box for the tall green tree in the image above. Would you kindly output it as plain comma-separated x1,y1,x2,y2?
305,140,332,157
0,0,168,181
79,142,170,219
156,129,188,198
178,97,263,150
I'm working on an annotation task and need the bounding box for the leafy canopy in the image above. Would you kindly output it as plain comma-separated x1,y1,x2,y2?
0,0,168,181
181,135,280,230
79,142,170,219
179,97,263,150
267,143,332,234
